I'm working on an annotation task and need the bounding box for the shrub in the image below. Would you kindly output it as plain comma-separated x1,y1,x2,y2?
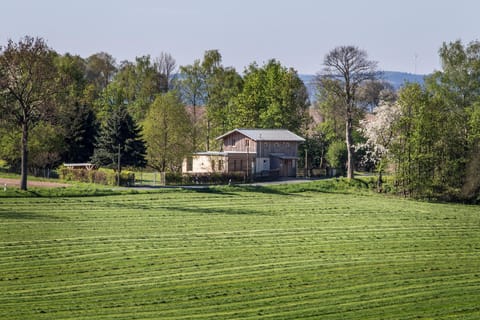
59,166,135,186
170,172,245,185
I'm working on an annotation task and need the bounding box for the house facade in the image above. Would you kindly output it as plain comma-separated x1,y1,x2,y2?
182,129,305,177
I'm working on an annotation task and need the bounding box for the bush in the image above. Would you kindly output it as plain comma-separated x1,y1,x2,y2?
59,166,135,186
326,140,347,173
169,172,246,185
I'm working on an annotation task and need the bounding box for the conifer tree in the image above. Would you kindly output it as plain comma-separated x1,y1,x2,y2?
91,105,146,171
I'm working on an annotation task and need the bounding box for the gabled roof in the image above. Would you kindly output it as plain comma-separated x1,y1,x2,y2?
216,129,305,142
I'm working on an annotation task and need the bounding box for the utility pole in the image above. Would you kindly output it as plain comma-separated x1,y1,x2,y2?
117,144,121,186
246,139,249,182
305,149,308,179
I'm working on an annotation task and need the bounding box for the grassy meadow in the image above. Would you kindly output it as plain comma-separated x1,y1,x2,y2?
0,181,479,319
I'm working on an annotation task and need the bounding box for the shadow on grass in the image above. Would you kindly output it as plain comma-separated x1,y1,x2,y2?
184,184,292,196
0,208,62,221
163,205,266,216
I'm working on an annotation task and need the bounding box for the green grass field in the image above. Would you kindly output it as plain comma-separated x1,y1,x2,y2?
0,182,479,319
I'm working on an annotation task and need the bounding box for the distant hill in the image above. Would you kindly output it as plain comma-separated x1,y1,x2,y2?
381,71,426,90
300,71,426,102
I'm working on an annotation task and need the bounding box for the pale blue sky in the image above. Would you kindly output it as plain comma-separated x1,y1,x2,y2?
1,0,479,75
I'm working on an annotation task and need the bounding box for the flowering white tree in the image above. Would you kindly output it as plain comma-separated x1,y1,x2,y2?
356,101,402,189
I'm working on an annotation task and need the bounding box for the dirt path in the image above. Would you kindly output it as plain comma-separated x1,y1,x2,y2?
0,178,70,188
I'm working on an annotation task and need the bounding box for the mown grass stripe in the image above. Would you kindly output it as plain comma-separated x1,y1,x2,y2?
1,186,479,319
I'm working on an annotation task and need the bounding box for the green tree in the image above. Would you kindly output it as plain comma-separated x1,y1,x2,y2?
393,41,480,201
177,50,243,151
0,36,59,190
206,66,243,143
393,40,480,201
143,92,193,172
28,121,64,172
357,80,396,112
463,101,480,199
55,53,98,163
201,50,243,149
231,59,310,133
91,105,146,171
427,40,480,198
177,59,206,151
0,120,21,170
61,103,98,163
316,46,378,179
326,140,348,174
392,83,440,198
105,56,160,122
85,52,117,94
299,130,329,171
314,78,347,140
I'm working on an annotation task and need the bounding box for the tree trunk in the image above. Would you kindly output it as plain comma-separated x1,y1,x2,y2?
20,121,29,190
377,170,383,192
206,119,210,151
192,103,197,152
162,111,168,172
345,117,354,179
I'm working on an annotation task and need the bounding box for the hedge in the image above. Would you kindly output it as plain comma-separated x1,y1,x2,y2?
59,167,135,186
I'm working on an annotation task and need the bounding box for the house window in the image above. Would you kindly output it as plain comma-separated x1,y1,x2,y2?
231,137,236,146
218,160,223,171
233,159,237,171
211,160,215,171
186,157,193,171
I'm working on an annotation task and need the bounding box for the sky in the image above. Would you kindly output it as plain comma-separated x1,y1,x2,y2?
1,0,479,75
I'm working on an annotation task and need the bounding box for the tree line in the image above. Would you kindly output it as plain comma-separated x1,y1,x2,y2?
1,36,479,202
0,36,310,190
321,41,480,202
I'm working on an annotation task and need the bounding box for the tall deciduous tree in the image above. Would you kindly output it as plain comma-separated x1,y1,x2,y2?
177,50,243,151
155,52,176,93
201,50,243,149
0,36,58,190
357,100,402,189
91,105,146,171
206,66,243,147
317,46,378,178
357,80,396,112
85,52,116,93
232,59,310,133
178,59,205,151
109,56,160,122
143,92,193,172
392,40,480,201
55,53,98,163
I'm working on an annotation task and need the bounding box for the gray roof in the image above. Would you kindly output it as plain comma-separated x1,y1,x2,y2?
216,129,305,142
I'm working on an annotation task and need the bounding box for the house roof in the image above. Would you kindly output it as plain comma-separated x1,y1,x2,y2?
216,129,305,142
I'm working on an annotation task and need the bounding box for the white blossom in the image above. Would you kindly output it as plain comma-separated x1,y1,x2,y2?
356,101,402,168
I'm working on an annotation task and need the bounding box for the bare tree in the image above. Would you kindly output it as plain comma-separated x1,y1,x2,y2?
318,46,378,178
0,36,58,190
155,52,176,93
